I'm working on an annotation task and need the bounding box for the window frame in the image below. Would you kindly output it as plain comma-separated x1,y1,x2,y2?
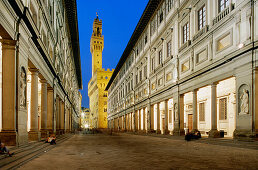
199,102,205,122
218,0,229,13
182,22,189,44
167,41,172,58
159,50,163,65
219,97,227,120
198,5,206,31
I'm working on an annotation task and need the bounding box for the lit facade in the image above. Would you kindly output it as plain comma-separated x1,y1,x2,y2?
106,0,258,138
88,16,114,129
81,108,90,129
0,0,82,145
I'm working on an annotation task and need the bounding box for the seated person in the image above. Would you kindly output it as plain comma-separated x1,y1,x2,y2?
0,141,14,157
45,134,56,145
185,130,201,141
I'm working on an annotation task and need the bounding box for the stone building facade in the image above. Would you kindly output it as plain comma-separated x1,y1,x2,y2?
80,108,90,129
0,0,82,145
106,0,258,138
88,16,114,129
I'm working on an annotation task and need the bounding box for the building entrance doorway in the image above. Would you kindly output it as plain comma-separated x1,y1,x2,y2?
162,117,165,131
188,114,193,132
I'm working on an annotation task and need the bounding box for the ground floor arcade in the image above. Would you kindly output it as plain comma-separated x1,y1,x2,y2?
108,72,257,138
0,25,78,146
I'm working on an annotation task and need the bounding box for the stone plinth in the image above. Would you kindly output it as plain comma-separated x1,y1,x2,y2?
28,131,40,141
40,130,49,139
0,131,17,146
208,129,220,138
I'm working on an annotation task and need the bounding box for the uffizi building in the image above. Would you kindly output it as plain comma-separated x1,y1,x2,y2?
0,0,82,145
106,0,258,138
88,15,114,129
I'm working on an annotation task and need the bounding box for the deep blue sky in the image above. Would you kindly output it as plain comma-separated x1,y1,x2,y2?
77,0,149,108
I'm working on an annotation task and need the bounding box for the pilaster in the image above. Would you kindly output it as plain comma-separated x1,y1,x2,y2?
28,68,40,141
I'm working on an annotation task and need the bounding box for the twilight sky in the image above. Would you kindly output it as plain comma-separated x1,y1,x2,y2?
77,0,149,108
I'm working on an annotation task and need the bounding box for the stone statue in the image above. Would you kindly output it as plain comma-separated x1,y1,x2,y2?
174,103,178,121
20,68,26,108
240,89,249,115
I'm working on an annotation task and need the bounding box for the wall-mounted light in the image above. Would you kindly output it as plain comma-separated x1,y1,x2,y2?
238,43,244,49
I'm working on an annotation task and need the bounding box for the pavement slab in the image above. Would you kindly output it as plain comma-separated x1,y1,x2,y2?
18,134,258,170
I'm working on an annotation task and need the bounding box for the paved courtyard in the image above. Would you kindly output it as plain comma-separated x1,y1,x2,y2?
18,133,258,170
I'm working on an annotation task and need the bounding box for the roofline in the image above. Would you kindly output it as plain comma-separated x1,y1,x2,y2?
105,0,162,91
64,0,83,89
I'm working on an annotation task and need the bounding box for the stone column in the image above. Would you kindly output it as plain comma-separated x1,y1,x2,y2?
28,68,40,141
156,103,161,134
121,115,124,130
61,101,65,134
192,89,198,132
151,104,154,131
143,108,145,131
133,111,136,132
0,39,17,145
47,87,53,134
138,110,141,131
147,102,151,133
179,94,185,135
124,114,126,131
55,96,59,134
173,94,185,136
40,80,48,138
209,83,219,137
164,100,169,134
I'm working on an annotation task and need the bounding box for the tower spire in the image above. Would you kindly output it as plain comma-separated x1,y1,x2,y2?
96,12,99,19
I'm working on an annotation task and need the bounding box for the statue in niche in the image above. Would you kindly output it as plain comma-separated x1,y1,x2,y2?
240,89,249,115
174,103,178,121
20,67,26,108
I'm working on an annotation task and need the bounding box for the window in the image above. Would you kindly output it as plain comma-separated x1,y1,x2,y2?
167,0,173,13
166,72,172,81
183,22,189,44
159,9,163,23
217,33,231,51
103,93,107,97
104,108,107,112
219,98,227,120
199,103,205,121
158,78,163,86
219,0,229,13
135,75,138,85
196,49,207,64
131,79,133,90
151,58,155,71
145,35,148,44
198,5,206,30
139,70,142,81
152,83,156,90
181,60,190,72
167,41,171,58
144,65,147,78
144,89,147,94
159,50,163,65
169,110,172,123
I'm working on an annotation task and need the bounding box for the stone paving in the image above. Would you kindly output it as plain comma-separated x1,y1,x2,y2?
18,133,258,170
